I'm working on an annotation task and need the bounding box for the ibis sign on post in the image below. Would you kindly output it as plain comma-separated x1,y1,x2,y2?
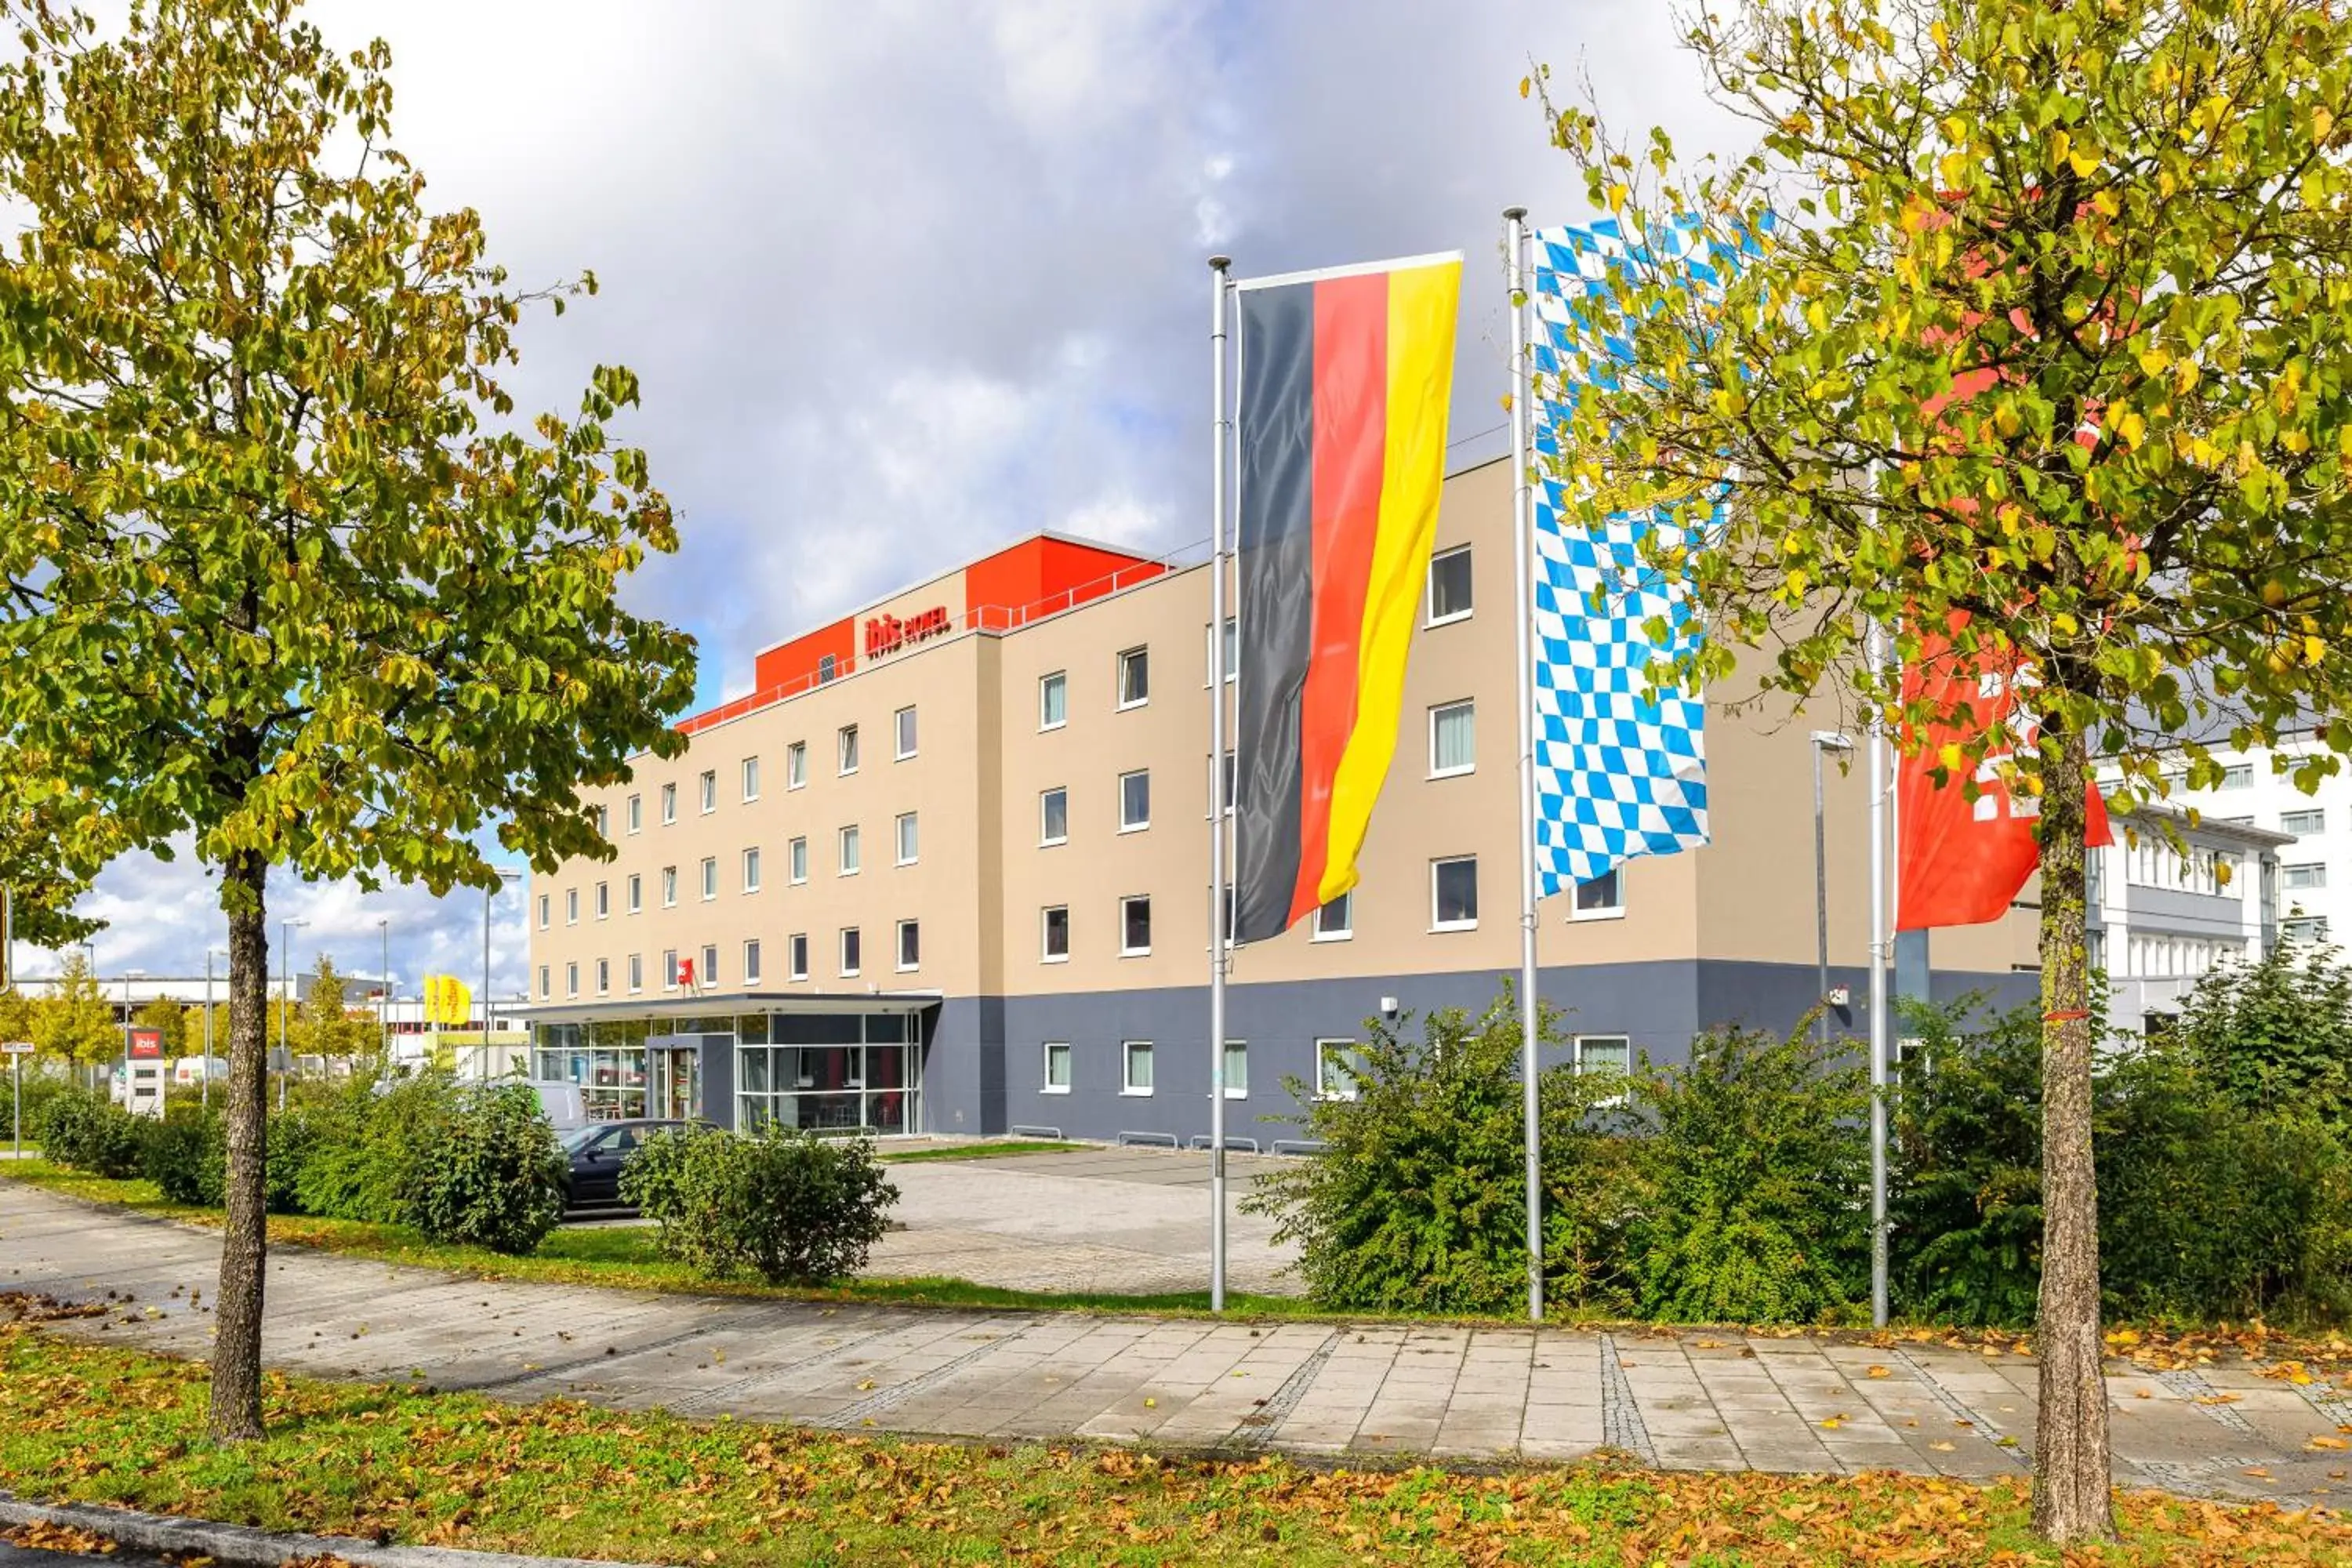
126,1028,163,1061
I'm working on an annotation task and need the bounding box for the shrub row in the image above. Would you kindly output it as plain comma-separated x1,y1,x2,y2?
623,1123,897,1284
33,1073,564,1255
1249,944,2352,1327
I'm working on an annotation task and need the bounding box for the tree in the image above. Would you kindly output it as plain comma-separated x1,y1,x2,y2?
31,950,118,1067
292,954,375,1062
132,996,187,1057
0,0,695,1443
1535,0,2352,1541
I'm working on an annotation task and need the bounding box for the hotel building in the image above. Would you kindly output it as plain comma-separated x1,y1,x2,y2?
522,456,2190,1142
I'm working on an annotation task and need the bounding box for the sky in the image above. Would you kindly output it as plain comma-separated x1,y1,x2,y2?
33,0,1748,999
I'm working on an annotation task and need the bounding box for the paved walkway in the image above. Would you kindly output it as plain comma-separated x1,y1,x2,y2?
5,1181,2346,1504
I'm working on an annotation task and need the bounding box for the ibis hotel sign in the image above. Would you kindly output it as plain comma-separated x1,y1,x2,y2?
863,604,952,659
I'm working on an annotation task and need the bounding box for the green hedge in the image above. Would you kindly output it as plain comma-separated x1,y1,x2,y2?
625,1123,898,1284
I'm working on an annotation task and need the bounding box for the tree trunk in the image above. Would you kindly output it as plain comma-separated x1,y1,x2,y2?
2031,721,2114,1541
206,849,270,1443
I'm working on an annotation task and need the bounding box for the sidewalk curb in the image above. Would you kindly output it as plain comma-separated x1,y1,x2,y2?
0,1493,654,1568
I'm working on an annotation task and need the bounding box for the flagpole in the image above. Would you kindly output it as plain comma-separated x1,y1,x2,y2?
1504,207,1543,1325
1867,612,1891,1330
1208,253,1232,1315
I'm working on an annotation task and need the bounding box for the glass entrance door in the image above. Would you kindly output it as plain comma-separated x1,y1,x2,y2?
652,1046,699,1121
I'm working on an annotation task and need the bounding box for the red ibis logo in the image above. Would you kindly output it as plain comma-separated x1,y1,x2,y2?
863,605,952,659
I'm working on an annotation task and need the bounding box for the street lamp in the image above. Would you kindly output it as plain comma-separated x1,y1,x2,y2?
376,916,391,1067
482,869,521,1080
1810,731,1857,1045
279,918,307,1112
203,948,225,1110
119,968,144,1112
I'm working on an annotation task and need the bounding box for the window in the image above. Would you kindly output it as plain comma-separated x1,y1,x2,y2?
1317,1040,1367,1100
743,938,763,985
699,769,717,814
565,961,579,998
2285,862,2328,891
1116,646,1150,709
1043,1042,1072,1094
1222,1039,1247,1098
1205,617,1237,684
839,724,860,775
700,856,718,901
626,794,641,835
1123,1040,1155,1095
662,866,678,907
1040,786,1069,845
788,933,809,981
1120,769,1151,832
2285,808,2327,836
701,944,719,986
627,953,643,993
1121,894,1152,956
789,836,808,885
840,927,862,977
594,958,610,996
1575,1035,1631,1076
626,873,641,914
594,880,609,919
897,919,920,971
660,782,677,825
661,949,677,992
817,652,837,684
2220,763,2255,789
537,894,550,931
1312,892,1354,942
742,756,760,802
839,824,862,876
786,741,807,790
1427,545,1473,623
565,887,579,925
1040,670,1069,730
538,964,550,999
1430,699,1475,777
1432,855,1479,930
1574,869,1625,920
742,846,763,893
1042,905,1070,961
594,804,610,839
892,811,919,866
895,705,918,760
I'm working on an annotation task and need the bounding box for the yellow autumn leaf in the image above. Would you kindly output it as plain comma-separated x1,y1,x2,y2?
2068,145,2100,177
1867,1365,1890,1378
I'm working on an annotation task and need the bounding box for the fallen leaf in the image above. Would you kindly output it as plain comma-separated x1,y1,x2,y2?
2310,1436,2349,1450
1866,1365,1890,1379
1929,1440,1956,1452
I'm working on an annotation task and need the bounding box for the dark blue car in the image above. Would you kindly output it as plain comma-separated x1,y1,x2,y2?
556,1119,709,1214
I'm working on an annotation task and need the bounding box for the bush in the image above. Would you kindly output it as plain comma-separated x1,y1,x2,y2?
1625,1025,1871,1323
144,1102,226,1205
32,1085,145,1178
626,1123,898,1284
1890,1000,2045,1327
292,1075,455,1223
2170,942,2352,1122
408,1083,564,1255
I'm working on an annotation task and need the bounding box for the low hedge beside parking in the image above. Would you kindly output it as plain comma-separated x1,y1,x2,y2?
626,1122,898,1284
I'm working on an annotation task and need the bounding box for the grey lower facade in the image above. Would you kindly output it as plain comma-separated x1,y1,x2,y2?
527,959,2035,1143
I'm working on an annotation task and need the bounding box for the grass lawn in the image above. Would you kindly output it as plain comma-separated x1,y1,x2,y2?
877,1140,1081,1163
2,1324,2345,1567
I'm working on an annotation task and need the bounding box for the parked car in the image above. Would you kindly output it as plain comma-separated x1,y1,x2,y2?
557,1118,710,1214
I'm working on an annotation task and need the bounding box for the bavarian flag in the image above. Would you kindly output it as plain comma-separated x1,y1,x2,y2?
1232,251,1461,943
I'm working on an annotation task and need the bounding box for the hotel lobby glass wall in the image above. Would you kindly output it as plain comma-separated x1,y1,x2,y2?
736,1013,917,1134
530,1020,649,1120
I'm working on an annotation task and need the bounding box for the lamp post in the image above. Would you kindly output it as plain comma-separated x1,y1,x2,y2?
1809,731,1857,1045
482,869,521,1080
377,916,390,1067
119,968,144,1112
204,948,224,1110
279,918,307,1112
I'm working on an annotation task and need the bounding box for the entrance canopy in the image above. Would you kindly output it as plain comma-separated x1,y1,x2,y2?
515,989,942,1029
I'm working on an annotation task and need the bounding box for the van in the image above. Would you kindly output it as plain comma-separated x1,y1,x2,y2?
528,1080,586,1131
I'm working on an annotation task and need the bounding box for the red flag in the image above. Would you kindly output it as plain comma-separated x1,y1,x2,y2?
1897,614,2111,931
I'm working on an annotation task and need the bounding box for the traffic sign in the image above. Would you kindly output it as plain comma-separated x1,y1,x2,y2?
1,1041,31,1054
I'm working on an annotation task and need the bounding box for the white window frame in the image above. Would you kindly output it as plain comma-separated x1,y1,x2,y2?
2285,862,2328,891
895,705,918,760
538,964,550,1000
594,804,610,840
1431,855,1479,932
660,782,677,825
1204,618,1237,685
786,740,808,791
1573,868,1626,922
701,944,719,987
840,927,862,978
743,938,763,986
839,823,862,877
699,769,717,815
564,961,579,998
1316,1039,1366,1102
1119,768,1151,833
896,811,919,866
838,724,860,776
594,958,610,996
897,918,920,972
626,794,641,835
700,856,718,902
1042,1041,1073,1094
741,756,760,802
1425,543,1473,626
1428,699,1475,779
594,880,609,920
742,846,762,894
627,953,643,994
1221,1038,1247,1099
626,873,641,915
1573,1035,1632,1097
1040,786,1069,846
1122,1039,1155,1097
2283,808,2326,836
1312,892,1354,942
661,866,678,908
537,894,550,931
1120,894,1152,956
1039,670,1069,731
1116,645,1150,710
1208,750,1235,818
1041,905,1071,963
788,933,810,982
661,949,677,993
565,887,579,926
789,836,808,885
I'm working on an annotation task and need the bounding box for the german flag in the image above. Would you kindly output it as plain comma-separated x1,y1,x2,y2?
1232,252,1461,943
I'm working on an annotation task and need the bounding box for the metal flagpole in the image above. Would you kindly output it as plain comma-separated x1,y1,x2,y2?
1867,615,1892,1328
1505,207,1543,1324
1208,253,1233,1314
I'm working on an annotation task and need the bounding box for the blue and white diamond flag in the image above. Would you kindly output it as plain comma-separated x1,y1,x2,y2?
1526,216,1759,898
